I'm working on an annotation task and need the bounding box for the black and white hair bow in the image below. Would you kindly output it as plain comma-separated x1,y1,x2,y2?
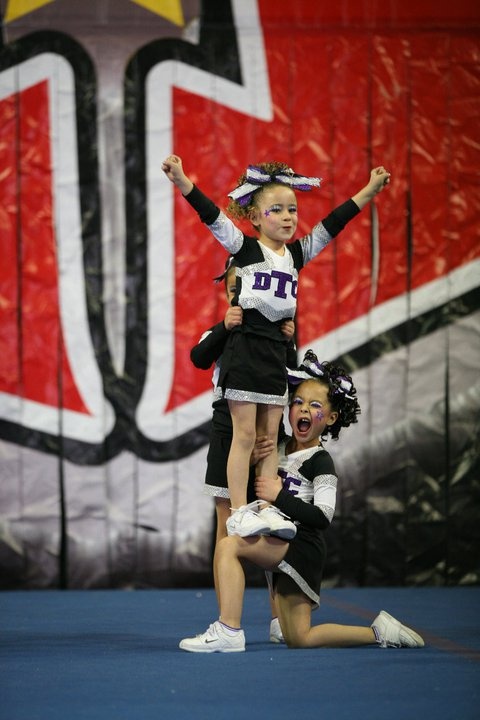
228,165,321,207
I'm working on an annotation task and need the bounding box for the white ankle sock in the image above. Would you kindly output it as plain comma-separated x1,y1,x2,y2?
220,620,241,635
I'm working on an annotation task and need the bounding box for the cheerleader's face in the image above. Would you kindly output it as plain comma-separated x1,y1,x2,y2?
250,184,298,245
289,379,338,448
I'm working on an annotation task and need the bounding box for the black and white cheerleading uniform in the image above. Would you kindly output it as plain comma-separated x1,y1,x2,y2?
185,185,360,406
270,438,338,609
190,322,296,499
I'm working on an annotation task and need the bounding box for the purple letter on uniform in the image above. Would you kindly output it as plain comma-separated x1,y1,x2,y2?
271,270,296,299
252,272,271,290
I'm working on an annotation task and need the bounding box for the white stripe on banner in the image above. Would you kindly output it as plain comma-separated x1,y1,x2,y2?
302,258,480,362
0,54,115,442
137,0,272,440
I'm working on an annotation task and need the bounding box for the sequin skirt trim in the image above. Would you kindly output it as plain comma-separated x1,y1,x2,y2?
224,387,288,406
277,559,320,608
203,485,230,499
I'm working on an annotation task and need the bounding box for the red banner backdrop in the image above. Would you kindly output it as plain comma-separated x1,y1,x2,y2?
166,11,480,410
0,0,479,589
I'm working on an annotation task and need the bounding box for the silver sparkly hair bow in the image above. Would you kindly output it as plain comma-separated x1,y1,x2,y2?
287,350,355,400
228,165,322,207
287,350,326,385
332,376,355,401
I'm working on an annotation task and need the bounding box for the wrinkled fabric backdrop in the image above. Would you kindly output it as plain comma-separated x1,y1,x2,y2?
0,0,479,589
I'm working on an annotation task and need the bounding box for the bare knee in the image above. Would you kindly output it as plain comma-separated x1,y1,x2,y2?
256,406,283,441
229,403,257,451
277,613,310,649
234,425,256,451
283,630,310,649
216,534,241,561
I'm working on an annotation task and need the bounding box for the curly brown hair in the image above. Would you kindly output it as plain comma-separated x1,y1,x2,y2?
320,361,361,441
226,161,293,221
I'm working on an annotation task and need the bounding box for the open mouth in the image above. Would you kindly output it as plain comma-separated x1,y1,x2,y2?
297,418,311,434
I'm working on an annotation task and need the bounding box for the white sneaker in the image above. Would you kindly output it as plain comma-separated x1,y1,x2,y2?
226,505,270,537
371,610,425,648
269,617,284,643
179,621,245,653
259,506,297,539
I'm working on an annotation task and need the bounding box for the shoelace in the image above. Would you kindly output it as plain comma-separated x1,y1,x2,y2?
229,500,263,515
229,500,293,521
199,623,219,641
260,505,292,520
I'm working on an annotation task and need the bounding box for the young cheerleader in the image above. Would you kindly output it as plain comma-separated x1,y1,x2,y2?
179,351,425,652
191,257,297,641
162,155,390,538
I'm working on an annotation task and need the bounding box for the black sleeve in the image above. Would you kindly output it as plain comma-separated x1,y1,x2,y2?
190,322,230,369
322,198,360,238
274,489,330,530
285,340,297,369
274,450,336,530
184,184,220,225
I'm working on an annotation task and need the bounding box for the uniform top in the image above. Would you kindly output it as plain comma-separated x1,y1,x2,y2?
185,185,360,341
274,438,338,530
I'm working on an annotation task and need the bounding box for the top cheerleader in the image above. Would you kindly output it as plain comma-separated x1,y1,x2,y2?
162,154,390,537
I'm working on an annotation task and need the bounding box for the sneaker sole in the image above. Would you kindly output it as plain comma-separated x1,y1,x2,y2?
400,627,425,647
227,524,270,537
179,643,245,653
268,527,297,539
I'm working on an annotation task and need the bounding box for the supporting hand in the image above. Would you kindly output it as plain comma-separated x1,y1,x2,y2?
255,474,283,503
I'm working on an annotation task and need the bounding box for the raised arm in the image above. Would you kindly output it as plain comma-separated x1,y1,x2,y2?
299,165,391,265
351,166,391,209
163,154,245,255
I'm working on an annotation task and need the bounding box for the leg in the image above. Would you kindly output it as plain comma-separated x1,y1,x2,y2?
212,498,230,609
216,534,289,628
275,576,376,648
215,497,282,638
255,403,284,481
227,400,257,509
254,403,297,540
268,588,284,643
179,533,289,653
